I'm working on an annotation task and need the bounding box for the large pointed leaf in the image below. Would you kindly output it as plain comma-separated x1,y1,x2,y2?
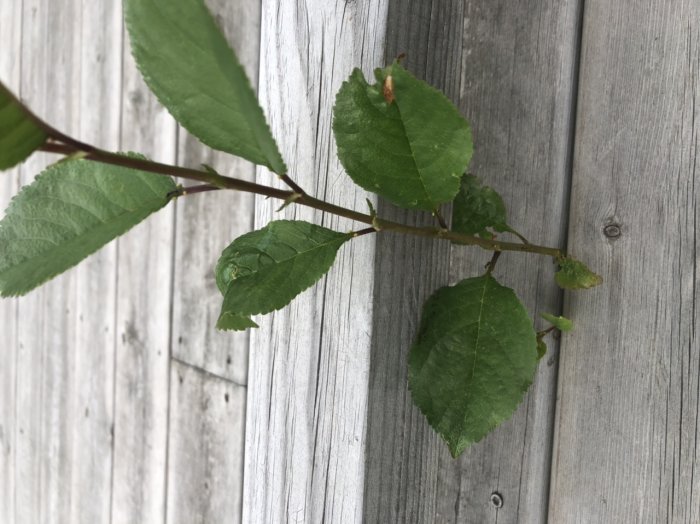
452,174,509,239
125,0,286,174
409,275,538,457
215,220,349,330
0,156,176,296
0,81,47,170
333,63,472,210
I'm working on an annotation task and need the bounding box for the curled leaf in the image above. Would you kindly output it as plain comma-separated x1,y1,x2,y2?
215,220,349,331
451,174,509,239
541,312,574,332
555,256,602,290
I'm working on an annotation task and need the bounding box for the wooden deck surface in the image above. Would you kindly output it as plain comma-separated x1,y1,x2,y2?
0,0,698,523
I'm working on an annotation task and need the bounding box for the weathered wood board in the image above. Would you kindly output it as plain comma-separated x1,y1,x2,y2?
2,0,699,522
243,1,387,521
549,1,700,522
362,1,466,522
0,1,257,523
0,1,22,521
110,17,178,522
434,1,584,522
10,1,115,522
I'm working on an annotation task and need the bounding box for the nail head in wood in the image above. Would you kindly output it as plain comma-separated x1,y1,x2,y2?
490,492,504,508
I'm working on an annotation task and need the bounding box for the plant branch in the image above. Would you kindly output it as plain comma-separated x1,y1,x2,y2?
38,141,563,258
168,184,221,199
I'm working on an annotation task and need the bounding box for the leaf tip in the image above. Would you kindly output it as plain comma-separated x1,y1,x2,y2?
536,338,547,360
447,438,470,459
216,311,258,331
555,256,603,290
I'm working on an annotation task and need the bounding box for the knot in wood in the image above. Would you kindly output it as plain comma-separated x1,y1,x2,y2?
603,223,622,239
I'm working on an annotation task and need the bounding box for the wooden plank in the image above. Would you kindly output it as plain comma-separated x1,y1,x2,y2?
243,1,388,522
549,1,700,522
0,1,22,520
171,0,260,387
166,360,246,523
432,1,584,523
13,1,82,522
110,17,178,522
167,0,261,518
7,1,122,522
68,2,123,522
361,2,465,522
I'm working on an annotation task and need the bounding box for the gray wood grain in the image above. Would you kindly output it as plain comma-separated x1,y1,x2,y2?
243,1,389,522
69,2,123,522
10,0,117,522
6,0,700,522
109,17,178,523
0,1,22,520
361,1,465,522
167,1,261,520
166,360,246,524
171,0,260,386
549,1,700,522
434,1,583,523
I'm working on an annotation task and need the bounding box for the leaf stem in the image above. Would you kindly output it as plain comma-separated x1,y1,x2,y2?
507,226,530,245
537,326,556,338
38,141,563,259
484,251,502,274
352,227,377,238
278,173,306,196
434,208,449,230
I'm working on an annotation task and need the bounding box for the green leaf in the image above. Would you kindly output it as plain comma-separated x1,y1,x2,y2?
409,275,538,457
215,220,349,330
555,256,603,290
541,312,573,332
333,63,472,210
0,81,47,170
124,0,286,174
451,174,509,239
536,337,547,360
217,311,258,331
0,155,176,296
